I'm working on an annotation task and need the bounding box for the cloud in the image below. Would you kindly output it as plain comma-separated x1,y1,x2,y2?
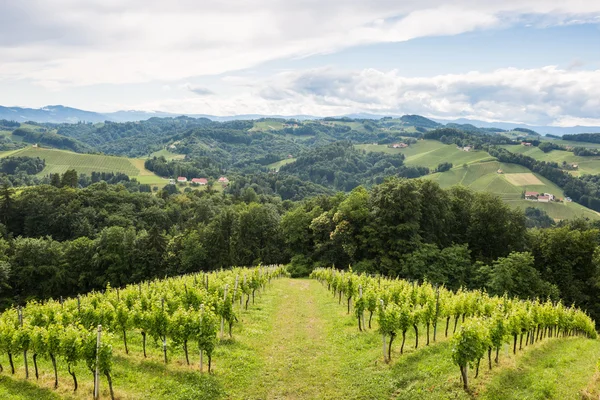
1,1,600,86
183,84,214,96
124,66,600,126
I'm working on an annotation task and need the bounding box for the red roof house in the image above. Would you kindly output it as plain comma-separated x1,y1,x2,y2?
218,177,229,184
177,176,187,183
191,178,208,185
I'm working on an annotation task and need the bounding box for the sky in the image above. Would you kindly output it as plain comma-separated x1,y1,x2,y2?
1,1,600,126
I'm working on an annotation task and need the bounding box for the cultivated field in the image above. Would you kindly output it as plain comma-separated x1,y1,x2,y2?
428,161,600,220
357,141,494,169
249,119,286,131
0,146,168,188
501,145,600,176
266,157,296,171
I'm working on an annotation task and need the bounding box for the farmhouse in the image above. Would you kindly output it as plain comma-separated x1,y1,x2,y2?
497,169,503,174
218,176,229,184
525,191,539,200
538,195,550,203
177,176,187,183
168,179,175,185
390,143,408,149
572,164,579,169
521,142,532,146
191,178,208,185
462,146,471,152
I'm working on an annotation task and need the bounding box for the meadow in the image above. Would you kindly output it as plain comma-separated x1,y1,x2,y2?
500,145,600,176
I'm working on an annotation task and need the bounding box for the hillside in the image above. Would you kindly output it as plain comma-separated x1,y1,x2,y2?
0,146,167,188
501,144,600,176
357,141,599,220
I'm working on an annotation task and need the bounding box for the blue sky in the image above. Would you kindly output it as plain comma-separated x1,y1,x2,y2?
1,1,599,126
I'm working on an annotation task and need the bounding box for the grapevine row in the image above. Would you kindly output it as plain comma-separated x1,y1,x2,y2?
310,267,597,391
0,264,287,398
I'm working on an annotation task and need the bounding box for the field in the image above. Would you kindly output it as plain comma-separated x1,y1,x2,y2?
357,141,494,169
428,161,600,220
249,120,286,131
266,157,296,171
357,141,600,220
0,278,598,400
0,146,168,188
501,145,600,176
149,149,186,161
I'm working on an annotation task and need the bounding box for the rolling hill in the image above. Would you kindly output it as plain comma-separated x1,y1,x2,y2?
0,146,167,187
358,141,600,220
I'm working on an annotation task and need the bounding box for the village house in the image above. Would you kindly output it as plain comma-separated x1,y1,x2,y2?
497,169,503,174
218,176,229,184
177,176,187,183
538,195,550,203
521,142,532,146
390,143,408,149
462,146,472,152
572,164,579,169
191,178,208,185
525,191,539,200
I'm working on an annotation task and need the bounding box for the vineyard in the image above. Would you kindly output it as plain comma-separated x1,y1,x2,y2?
0,267,599,399
0,266,286,399
310,268,597,391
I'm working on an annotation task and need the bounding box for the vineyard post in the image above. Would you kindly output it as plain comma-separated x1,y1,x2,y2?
221,285,229,339
77,295,81,313
161,298,167,364
94,325,102,400
60,296,64,308
242,275,247,307
380,299,387,362
18,307,28,379
199,304,204,372
434,286,440,342
233,276,239,309
116,288,120,302
359,285,365,330
205,275,209,290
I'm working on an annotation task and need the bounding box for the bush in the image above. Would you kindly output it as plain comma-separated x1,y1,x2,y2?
287,254,313,278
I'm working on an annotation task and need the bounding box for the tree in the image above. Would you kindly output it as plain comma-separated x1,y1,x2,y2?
61,169,79,188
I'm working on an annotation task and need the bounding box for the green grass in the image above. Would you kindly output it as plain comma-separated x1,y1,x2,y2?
0,278,598,399
500,145,600,176
0,146,168,189
542,139,600,149
428,161,600,220
249,120,286,132
357,141,494,169
266,158,296,171
149,149,185,161
483,338,600,400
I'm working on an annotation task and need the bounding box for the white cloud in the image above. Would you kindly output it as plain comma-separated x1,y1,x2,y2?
124,66,600,126
1,1,600,86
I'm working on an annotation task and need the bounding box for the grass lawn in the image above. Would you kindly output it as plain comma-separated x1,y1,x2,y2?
500,145,600,176
1,278,598,399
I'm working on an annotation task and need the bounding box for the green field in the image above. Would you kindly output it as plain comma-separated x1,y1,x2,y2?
501,145,600,176
428,161,600,220
149,149,186,161
542,138,600,149
0,278,598,400
0,146,168,188
358,141,494,169
249,119,286,131
266,157,296,171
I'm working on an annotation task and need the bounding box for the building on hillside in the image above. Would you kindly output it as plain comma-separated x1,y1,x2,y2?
544,193,555,201
177,176,187,183
572,164,579,169
565,197,573,202
191,178,208,185
287,154,293,158
497,169,503,174
168,179,175,185
390,143,408,149
521,142,532,146
218,176,229,184
462,146,472,152
525,191,539,200
538,195,550,203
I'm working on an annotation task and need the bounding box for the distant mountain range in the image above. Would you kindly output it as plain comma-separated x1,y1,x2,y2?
1,105,599,136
